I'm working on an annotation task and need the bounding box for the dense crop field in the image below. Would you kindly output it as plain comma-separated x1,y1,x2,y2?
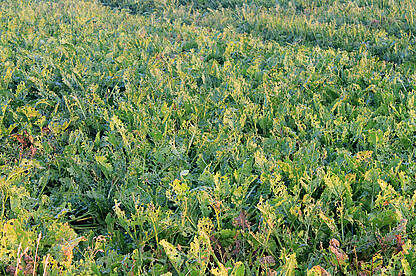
1,0,416,274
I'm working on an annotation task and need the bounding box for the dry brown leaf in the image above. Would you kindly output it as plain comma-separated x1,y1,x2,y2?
329,239,348,264
394,234,405,255
23,253,34,264
234,211,251,229
395,219,407,233
6,264,23,276
23,263,34,276
259,255,276,266
41,126,52,135
267,268,278,276
329,239,340,248
10,131,37,158
232,240,242,256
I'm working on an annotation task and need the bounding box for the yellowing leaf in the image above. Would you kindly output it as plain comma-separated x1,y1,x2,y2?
356,151,373,162
95,155,113,174
159,239,183,272
307,265,332,276
210,262,229,276
319,213,338,234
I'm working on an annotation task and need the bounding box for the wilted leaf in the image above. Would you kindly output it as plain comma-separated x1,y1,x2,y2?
234,211,250,229
259,255,276,266
10,131,37,158
329,239,348,264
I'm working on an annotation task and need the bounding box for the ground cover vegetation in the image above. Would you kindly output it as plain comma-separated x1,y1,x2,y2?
1,0,416,274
